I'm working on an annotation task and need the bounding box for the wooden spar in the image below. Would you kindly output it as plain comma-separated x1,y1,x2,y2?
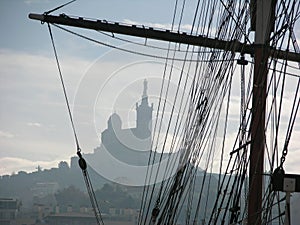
28,13,300,63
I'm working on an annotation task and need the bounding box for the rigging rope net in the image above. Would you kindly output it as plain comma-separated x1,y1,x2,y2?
42,0,300,224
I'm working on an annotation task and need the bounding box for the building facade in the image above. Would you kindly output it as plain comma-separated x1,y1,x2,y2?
0,198,20,225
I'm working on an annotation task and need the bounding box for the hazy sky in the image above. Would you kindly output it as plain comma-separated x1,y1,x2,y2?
0,0,186,175
0,0,299,177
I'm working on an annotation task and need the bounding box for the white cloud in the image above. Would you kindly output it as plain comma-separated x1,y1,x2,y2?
0,131,15,139
123,19,193,32
0,49,92,172
0,49,90,93
24,0,49,4
27,122,42,127
0,157,61,176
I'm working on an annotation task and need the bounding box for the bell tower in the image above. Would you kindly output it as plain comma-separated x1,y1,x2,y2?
136,79,153,138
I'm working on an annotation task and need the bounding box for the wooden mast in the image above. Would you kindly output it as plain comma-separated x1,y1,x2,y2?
248,1,276,224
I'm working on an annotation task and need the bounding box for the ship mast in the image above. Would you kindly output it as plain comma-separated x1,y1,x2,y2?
29,1,300,224
248,1,273,224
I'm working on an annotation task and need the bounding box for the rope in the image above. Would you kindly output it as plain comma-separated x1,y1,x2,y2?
51,23,235,63
47,23,80,152
47,23,105,225
44,0,77,15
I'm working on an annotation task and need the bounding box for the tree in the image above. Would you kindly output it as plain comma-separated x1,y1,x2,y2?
55,185,89,207
58,161,69,170
94,183,140,212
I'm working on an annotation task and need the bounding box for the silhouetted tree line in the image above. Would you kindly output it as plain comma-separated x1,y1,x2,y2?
54,183,140,213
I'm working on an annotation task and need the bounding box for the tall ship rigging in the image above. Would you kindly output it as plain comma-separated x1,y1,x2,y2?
29,0,300,224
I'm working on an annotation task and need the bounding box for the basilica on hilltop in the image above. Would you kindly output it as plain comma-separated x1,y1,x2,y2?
85,79,155,167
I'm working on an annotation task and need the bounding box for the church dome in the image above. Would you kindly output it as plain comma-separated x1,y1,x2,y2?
107,113,122,130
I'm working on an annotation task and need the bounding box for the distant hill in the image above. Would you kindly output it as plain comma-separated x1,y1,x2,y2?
0,159,108,208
